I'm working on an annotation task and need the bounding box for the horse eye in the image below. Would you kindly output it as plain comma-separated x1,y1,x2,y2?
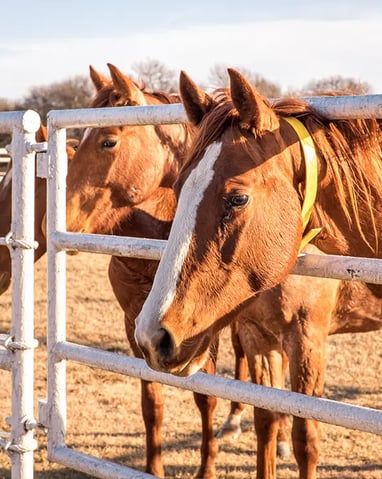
226,195,249,208
102,139,118,149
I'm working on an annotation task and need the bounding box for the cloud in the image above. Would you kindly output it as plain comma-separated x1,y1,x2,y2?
1,17,382,99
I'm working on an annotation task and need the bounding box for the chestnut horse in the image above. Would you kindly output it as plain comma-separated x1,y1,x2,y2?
134,70,382,476
65,63,224,478
0,126,77,294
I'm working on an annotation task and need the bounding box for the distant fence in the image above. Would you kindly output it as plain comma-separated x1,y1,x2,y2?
0,147,10,177
2,96,382,478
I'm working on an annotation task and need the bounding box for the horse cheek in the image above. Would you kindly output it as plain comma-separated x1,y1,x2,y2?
246,190,302,291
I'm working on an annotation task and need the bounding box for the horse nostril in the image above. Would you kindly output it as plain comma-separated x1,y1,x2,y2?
157,327,175,364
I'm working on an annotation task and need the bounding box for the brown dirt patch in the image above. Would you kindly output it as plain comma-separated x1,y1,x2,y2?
1,252,382,478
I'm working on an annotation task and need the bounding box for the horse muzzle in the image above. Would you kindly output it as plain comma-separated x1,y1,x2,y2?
135,322,211,377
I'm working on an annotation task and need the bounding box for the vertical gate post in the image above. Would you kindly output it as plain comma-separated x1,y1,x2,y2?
8,110,40,479
45,122,68,460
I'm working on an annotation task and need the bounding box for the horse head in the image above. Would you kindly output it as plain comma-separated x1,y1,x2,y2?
135,69,306,375
135,68,382,376
66,63,193,235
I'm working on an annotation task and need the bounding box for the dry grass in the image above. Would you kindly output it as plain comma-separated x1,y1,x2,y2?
1,252,382,478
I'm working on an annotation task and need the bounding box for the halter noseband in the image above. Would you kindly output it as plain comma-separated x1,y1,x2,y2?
284,117,322,252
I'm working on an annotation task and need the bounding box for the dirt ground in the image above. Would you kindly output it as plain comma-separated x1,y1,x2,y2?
1,252,382,478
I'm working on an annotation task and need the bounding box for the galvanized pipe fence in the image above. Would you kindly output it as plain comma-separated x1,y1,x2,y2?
0,146,11,178
0,110,41,479
2,94,382,478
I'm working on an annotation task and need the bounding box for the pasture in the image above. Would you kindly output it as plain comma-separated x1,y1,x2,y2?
1,251,382,478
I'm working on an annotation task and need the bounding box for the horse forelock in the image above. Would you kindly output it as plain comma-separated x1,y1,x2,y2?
91,81,181,108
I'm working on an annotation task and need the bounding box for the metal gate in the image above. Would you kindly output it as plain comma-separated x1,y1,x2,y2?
3,96,382,478
43,99,382,478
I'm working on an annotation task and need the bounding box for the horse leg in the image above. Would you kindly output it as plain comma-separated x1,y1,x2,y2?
238,318,283,479
252,348,285,479
276,351,291,460
287,327,328,479
141,380,165,477
193,341,219,479
216,320,247,440
277,412,291,460
124,315,165,477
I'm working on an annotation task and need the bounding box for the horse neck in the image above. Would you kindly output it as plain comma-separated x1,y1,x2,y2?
114,186,176,240
313,180,382,258
0,164,13,236
154,122,196,185
109,186,176,295
309,116,382,258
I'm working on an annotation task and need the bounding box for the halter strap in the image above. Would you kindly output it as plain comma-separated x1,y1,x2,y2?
284,117,322,252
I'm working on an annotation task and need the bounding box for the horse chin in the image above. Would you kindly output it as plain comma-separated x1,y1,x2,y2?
171,353,209,377
144,348,209,377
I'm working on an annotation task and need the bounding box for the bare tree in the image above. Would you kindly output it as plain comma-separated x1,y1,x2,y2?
132,58,178,93
208,63,230,88
16,75,94,122
301,75,372,95
0,98,17,147
208,63,281,98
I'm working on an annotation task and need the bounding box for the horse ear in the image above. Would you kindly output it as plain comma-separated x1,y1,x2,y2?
89,65,109,91
107,63,146,106
35,124,47,143
228,68,278,133
179,70,213,126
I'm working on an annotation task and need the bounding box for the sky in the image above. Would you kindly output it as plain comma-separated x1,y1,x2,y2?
1,0,382,100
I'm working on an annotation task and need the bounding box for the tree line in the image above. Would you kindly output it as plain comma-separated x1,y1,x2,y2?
0,58,372,146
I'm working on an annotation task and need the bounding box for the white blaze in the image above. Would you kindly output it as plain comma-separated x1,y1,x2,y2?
136,141,222,336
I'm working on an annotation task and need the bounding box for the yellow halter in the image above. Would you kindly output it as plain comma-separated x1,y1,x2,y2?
284,117,322,252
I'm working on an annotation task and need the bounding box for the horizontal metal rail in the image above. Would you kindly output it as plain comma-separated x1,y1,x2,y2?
48,104,187,128
52,231,166,260
300,94,382,119
51,446,156,479
52,231,382,284
292,251,382,283
47,93,382,130
54,341,382,435
0,110,40,134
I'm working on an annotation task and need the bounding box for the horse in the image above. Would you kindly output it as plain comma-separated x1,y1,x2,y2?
0,125,77,294
65,63,224,478
134,69,382,476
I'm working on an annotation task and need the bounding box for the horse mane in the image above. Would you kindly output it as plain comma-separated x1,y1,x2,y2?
274,95,382,250
186,89,382,252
